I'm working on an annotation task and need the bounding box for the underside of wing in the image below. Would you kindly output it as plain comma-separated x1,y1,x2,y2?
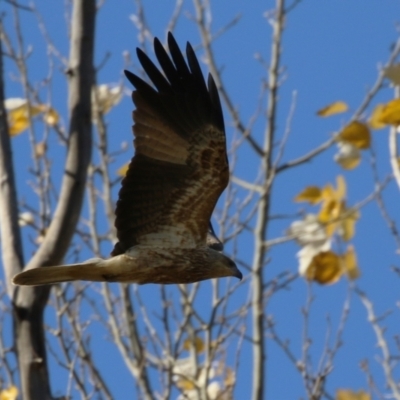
112,32,228,256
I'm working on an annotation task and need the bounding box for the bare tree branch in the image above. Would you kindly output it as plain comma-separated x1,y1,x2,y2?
192,0,264,157
0,27,25,299
277,35,400,174
251,1,285,399
356,288,400,400
12,1,95,398
389,87,400,193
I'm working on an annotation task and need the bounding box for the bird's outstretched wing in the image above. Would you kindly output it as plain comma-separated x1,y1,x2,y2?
112,32,228,255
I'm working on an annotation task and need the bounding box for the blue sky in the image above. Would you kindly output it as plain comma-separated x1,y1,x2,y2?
2,0,400,399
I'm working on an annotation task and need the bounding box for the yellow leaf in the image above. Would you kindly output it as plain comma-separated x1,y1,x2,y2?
383,64,400,86
0,386,19,400
183,337,205,354
319,202,343,237
335,175,346,200
339,158,360,170
294,186,322,204
305,251,343,285
176,378,196,391
320,183,334,201
342,245,360,280
377,99,400,126
339,208,359,241
117,163,129,177
5,98,53,136
334,143,361,170
10,104,43,120
317,101,349,117
9,118,30,136
338,121,371,149
92,84,123,120
318,197,340,223
319,176,347,236
369,104,387,130
320,176,346,202
336,389,370,400
43,108,59,125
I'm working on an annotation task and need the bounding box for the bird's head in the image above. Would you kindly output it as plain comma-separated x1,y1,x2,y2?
206,249,242,280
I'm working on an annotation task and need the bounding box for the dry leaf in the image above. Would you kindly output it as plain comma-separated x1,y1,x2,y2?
176,378,196,391
8,118,30,136
334,142,361,170
5,98,43,117
183,337,205,353
305,251,343,284
319,199,344,237
5,98,58,136
334,175,346,200
377,99,400,126
294,186,322,204
339,208,359,241
336,389,370,400
369,104,387,130
117,163,129,177
318,175,359,241
173,358,196,390
342,245,360,280
92,84,123,120
18,212,34,227
317,101,349,117
0,386,19,400
297,241,331,277
6,98,43,136
383,64,400,86
289,214,328,247
319,176,347,236
338,121,371,149
43,108,59,125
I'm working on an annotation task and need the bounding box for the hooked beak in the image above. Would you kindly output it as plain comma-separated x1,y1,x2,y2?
233,264,243,281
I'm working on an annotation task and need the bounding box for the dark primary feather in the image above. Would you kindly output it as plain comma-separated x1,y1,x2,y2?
167,33,191,77
112,32,228,256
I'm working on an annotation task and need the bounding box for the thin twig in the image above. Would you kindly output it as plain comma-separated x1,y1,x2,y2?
356,288,400,400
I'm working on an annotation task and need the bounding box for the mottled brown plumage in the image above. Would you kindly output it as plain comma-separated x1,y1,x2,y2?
13,33,241,287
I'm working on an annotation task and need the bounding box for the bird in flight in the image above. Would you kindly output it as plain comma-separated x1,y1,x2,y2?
13,32,241,286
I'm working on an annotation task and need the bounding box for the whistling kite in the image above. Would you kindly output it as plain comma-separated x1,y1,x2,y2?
13,33,241,286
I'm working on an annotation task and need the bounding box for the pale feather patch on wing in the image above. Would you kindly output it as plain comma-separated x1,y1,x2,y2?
132,92,185,144
133,92,189,164
134,125,188,163
136,225,198,248
134,139,187,164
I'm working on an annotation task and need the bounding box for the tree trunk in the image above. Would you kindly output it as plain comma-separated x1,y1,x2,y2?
9,1,96,398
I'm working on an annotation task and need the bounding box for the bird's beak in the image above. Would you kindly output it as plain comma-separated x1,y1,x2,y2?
233,266,243,281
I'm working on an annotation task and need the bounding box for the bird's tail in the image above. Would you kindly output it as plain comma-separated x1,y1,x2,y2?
12,259,106,286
